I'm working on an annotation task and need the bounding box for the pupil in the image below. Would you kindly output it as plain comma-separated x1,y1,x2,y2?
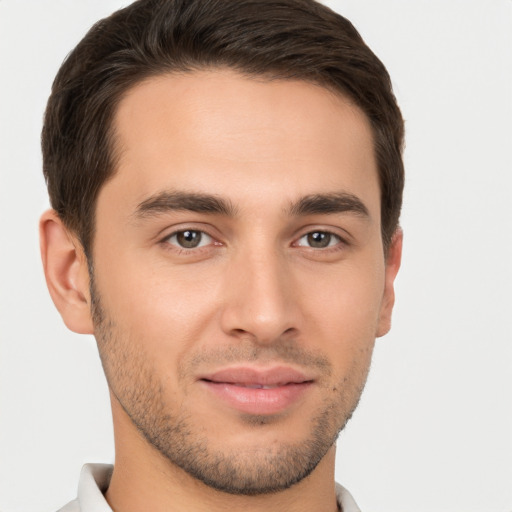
308,231,330,248
177,230,201,248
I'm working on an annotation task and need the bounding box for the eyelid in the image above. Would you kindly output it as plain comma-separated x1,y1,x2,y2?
158,225,222,252
164,229,213,249
294,231,342,248
292,225,351,246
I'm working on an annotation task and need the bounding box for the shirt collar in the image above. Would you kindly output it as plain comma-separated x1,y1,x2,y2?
76,463,113,512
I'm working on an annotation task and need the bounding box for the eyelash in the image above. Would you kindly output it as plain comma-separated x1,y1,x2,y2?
294,231,344,250
160,228,348,254
160,229,217,254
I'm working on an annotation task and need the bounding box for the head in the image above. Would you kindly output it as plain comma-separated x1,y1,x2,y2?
40,0,404,498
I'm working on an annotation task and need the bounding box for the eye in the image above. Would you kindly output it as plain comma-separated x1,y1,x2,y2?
296,231,342,249
165,229,213,249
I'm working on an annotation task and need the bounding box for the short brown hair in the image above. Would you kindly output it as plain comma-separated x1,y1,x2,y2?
42,0,404,257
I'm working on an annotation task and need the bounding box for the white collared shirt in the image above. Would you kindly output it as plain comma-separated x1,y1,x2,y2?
58,463,361,512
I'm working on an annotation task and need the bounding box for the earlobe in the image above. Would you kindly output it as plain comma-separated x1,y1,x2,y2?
376,228,403,338
39,210,94,334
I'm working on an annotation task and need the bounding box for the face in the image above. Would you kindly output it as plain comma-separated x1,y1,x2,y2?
89,70,399,494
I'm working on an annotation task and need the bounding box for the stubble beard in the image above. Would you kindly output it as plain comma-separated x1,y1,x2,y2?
90,279,371,496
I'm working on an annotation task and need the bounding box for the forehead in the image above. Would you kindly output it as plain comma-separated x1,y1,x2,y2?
105,69,379,217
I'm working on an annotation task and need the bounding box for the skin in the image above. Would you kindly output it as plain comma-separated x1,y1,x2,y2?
40,69,402,512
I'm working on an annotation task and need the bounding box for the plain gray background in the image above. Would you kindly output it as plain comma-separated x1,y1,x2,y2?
0,1,511,511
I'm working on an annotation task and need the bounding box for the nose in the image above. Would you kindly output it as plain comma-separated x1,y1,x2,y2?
219,247,299,345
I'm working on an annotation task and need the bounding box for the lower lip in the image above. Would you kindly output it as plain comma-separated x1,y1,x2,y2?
200,381,312,415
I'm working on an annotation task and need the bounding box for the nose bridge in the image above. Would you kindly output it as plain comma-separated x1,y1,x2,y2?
220,239,296,343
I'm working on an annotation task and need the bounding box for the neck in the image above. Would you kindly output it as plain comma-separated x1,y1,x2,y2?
106,398,339,512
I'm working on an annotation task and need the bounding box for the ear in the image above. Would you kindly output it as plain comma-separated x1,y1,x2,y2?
376,228,403,338
39,210,94,334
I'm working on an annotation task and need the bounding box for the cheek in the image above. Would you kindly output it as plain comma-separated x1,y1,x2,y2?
299,257,384,361
93,253,223,367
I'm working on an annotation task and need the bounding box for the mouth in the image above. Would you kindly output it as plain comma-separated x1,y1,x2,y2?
199,366,314,415
213,383,288,389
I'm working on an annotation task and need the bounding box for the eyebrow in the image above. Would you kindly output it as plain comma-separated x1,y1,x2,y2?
133,190,369,221
288,192,370,218
134,191,237,219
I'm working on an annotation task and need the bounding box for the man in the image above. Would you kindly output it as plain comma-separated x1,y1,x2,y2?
39,0,404,510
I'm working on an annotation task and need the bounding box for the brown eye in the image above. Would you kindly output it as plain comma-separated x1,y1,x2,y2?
167,230,211,249
296,231,341,249
177,230,202,248
307,232,331,248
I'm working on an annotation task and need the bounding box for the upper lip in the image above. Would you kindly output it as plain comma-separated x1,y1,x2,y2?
199,366,313,387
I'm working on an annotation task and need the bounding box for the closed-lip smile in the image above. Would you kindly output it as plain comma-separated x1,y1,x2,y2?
199,366,314,415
